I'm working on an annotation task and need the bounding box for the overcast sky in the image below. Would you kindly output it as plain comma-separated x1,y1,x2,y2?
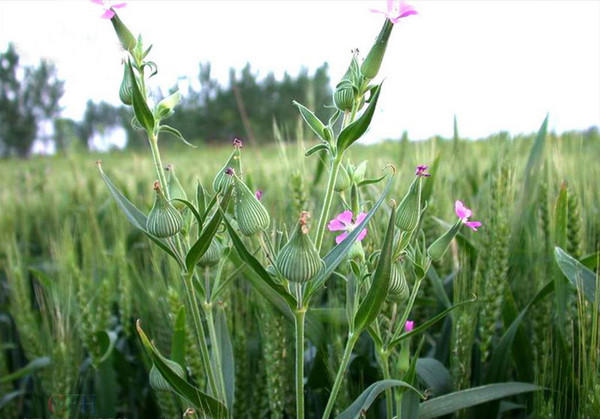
1,0,599,144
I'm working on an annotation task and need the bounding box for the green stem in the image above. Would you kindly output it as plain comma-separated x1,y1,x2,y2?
295,306,306,419
205,302,227,403
322,332,359,419
381,352,394,419
314,156,342,252
182,271,219,397
148,133,169,197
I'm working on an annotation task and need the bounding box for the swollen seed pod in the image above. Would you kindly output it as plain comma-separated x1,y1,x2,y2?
165,165,187,210
213,146,241,193
146,181,183,238
119,64,133,105
276,212,324,283
388,262,410,302
149,360,185,392
197,238,223,267
333,82,356,112
396,176,422,232
232,173,270,236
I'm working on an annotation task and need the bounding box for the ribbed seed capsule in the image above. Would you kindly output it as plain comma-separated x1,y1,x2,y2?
213,141,242,193
197,238,223,267
388,262,410,301
396,176,422,232
276,212,324,283
146,181,183,238
333,82,356,112
119,64,133,105
149,359,185,392
165,164,187,210
232,173,270,236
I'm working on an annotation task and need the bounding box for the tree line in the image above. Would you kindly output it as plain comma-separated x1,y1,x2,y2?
0,43,332,157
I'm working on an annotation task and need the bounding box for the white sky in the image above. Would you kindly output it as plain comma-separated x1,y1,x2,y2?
1,0,599,143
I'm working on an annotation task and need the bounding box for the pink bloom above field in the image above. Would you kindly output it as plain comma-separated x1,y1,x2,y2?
370,0,417,24
405,320,414,332
415,164,431,177
255,190,263,201
455,200,482,232
327,210,368,244
233,137,243,148
90,0,127,19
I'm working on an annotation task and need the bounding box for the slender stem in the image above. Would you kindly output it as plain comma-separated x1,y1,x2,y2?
182,271,219,397
148,133,169,196
380,352,394,419
295,308,306,419
322,332,359,419
314,156,342,252
205,302,227,402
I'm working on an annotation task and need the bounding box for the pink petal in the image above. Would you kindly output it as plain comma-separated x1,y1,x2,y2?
355,212,367,225
335,232,349,244
101,9,115,19
328,219,346,232
90,0,105,5
387,0,395,13
336,210,353,226
405,320,414,332
357,228,368,242
454,200,472,220
399,8,418,18
111,2,127,8
465,221,482,232
369,8,387,15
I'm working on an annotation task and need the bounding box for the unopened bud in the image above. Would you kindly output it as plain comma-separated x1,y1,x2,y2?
146,181,183,238
165,164,187,210
333,81,356,112
156,91,181,120
388,262,410,301
119,63,133,105
213,147,241,193
396,176,422,232
110,12,136,52
197,238,223,267
361,19,394,79
232,174,270,236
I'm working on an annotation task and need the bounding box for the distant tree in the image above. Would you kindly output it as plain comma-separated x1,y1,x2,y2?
53,117,80,153
0,43,64,157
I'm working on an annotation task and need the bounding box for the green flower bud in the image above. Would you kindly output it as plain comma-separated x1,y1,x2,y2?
149,359,185,392
333,81,356,112
146,181,183,238
232,171,270,236
396,176,422,232
361,19,393,80
213,141,242,193
197,238,223,267
119,63,133,105
427,219,462,261
388,262,410,302
156,91,181,120
276,212,324,283
110,12,136,53
347,240,365,262
165,164,187,210
335,164,352,192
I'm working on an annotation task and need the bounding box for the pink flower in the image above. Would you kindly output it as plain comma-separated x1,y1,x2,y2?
90,0,127,19
455,200,482,232
405,320,414,332
327,210,368,244
232,137,243,148
255,190,263,201
415,164,431,177
370,0,417,24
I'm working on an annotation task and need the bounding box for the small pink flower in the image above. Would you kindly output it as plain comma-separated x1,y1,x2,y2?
224,167,235,176
327,210,368,244
233,137,243,148
255,190,263,201
370,0,417,24
405,320,414,332
90,0,127,19
455,200,482,232
415,165,431,177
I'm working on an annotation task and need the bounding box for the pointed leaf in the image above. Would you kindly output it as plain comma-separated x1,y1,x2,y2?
159,124,196,148
305,142,329,156
216,308,235,412
416,358,453,396
336,84,381,153
170,306,186,368
555,247,598,305
127,60,154,133
0,357,50,384
293,100,327,141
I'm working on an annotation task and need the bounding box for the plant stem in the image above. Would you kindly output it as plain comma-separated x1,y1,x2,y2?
322,332,359,419
148,132,169,196
314,156,342,252
380,352,394,419
205,301,227,403
294,302,306,419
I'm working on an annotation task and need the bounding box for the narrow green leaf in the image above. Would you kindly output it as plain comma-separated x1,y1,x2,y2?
0,357,50,384
185,186,232,272
357,174,386,187
337,379,422,419
159,124,196,148
216,307,235,412
353,202,395,331
580,251,600,271
555,247,598,305
522,115,548,204
173,198,202,227
0,390,25,409
127,60,154,133
293,100,327,141
136,320,227,416
336,84,381,153
419,382,541,418
416,358,453,396
305,142,329,156
91,330,117,365
170,306,186,368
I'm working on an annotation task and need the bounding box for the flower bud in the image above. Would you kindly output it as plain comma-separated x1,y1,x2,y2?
396,176,422,232
110,12,136,53
276,212,324,283
213,147,241,193
388,262,410,302
361,19,393,80
197,238,223,267
119,63,133,105
156,91,181,120
347,240,365,262
427,219,462,261
333,81,356,112
149,359,185,392
335,164,352,192
232,173,270,236
146,181,183,238
165,164,187,210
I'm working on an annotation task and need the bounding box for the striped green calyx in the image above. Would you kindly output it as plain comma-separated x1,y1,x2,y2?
146,181,183,238
119,63,133,105
213,145,241,193
427,219,462,261
276,211,324,283
388,261,409,302
232,171,270,236
361,18,393,80
149,359,185,392
335,164,352,192
396,176,422,232
110,12,136,53
197,238,223,267
165,164,187,210
333,81,356,112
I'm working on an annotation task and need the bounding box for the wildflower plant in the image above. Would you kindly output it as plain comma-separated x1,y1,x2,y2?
84,2,553,418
